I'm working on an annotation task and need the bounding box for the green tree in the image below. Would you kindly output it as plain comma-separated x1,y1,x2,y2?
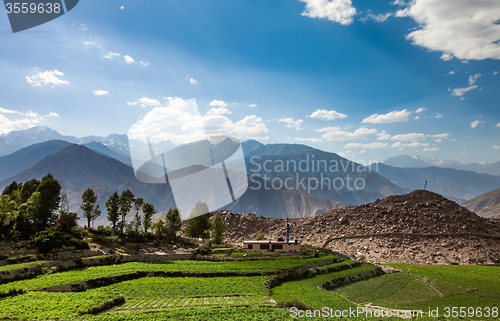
34,173,61,229
119,190,134,234
184,202,211,239
106,191,120,232
165,208,181,240
20,179,39,203
0,194,17,226
142,203,155,233
81,188,100,228
133,197,143,215
152,219,165,238
211,215,226,244
133,212,142,234
1,181,21,197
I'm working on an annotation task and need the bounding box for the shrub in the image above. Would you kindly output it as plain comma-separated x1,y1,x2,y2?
278,299,313,311
256,233,265,240
5,254,36,265
197,246,212,256
68,238,90,250
0,254,9,261
32,227,63,253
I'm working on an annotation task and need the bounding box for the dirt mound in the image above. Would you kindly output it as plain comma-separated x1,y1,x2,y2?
212,190,500,265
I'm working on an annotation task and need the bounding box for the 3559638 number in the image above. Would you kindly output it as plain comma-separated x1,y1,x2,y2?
443,307,498,318
5,2,61,14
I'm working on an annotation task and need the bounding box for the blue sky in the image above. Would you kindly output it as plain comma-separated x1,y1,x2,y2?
0,0,499,164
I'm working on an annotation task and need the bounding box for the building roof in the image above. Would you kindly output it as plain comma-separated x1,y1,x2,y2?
242,240,301,244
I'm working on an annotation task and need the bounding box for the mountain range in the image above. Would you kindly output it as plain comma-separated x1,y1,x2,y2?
1,126,499,222
384,154,500,176
462,188,500,219
370,163,500,203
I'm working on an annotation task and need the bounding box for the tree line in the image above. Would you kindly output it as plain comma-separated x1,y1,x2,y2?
0,174,226,244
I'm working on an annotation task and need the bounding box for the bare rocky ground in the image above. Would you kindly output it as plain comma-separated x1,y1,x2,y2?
212,190,500,265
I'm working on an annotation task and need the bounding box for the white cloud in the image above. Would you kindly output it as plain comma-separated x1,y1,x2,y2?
124,55,135,64
376,130,391,140
203,114,269,140
189,78,198,85
127,97,162,108
26,69,70,87
207,107,232,115
390,133,426,142
495,123,500,128
209,100,228,108
446,71,455,75
278,117,306,131
308,109,348,120
344,142,388,149
46,112,59,118
415,107,426,113
103,52,120,60
362,109,411,124
319,126,377,141
391,142,424,148
129,98,269,145
428,133,449,139
440,53,453,61
299,0,357,25
249,104,257,107
364,12,392,23
493,71,499,76
93,90,108,96
471,120,485,128
493,145,500,150
396,0,500,61
435,113,443,118
0,109,51,135
84,41,97,46
295,137,322,143
452,85,478,97
468,73,482,85
423,147,439,152
0,107,19,114
139,61,150,67
391,0,406,5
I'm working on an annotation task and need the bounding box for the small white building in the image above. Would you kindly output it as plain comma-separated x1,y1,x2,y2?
242,240,301,252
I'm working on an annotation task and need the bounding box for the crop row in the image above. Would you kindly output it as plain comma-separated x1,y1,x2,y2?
0,255,339,291
117,295,273,311
105,276,270,299
0,289,119,320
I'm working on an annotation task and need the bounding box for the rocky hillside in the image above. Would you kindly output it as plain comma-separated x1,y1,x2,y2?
212,190,500,265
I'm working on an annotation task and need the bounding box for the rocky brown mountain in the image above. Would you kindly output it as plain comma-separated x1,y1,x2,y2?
213,190,500,265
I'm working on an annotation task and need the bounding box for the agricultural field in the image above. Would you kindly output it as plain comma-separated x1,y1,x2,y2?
0,260,49,273
0,252,499,320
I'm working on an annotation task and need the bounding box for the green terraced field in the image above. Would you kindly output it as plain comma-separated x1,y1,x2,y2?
0,260,49,272
105,276,269,299
271,264,379,311
385,264,500,311
0,290,118,319
0,255,338,292
0,254,498,321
